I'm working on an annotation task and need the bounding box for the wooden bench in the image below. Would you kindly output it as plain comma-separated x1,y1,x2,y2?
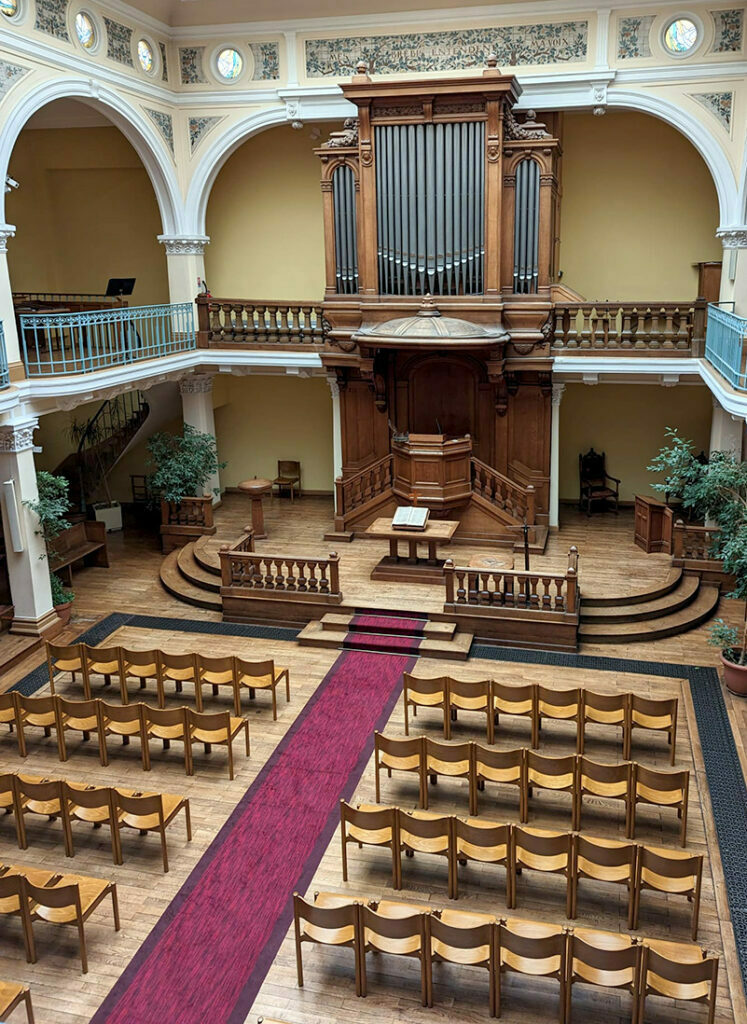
50,522,109,586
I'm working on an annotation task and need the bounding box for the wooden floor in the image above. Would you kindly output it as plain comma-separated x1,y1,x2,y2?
0,495,744,1023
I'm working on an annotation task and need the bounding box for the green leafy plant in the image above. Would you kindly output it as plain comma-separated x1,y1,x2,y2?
707,618,746,666
23,471,75,606
146,425,226,506
49,572,74,607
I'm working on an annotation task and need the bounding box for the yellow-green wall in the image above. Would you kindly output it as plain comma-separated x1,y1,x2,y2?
559,383,713,502
560,112,721,301
213,375,333,491
7,127,168,307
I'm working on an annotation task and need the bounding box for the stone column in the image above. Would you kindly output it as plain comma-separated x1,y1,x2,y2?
549,382,565,529
710,396,744,458
328,375,343,512
0,419,60,636
0,224,23,378
716,227,747,316
179,373,221,502
158,235,210,314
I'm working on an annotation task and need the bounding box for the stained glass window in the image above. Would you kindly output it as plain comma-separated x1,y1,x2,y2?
217,48,243,80
664,18,698,54
138,39,155,73
0,0,18,17
75,12,95,49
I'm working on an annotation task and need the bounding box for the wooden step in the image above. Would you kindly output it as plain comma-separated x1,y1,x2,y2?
299,621,473,660
580,575,699,624
319,613,455,640
582,568,683,608
159,550,222,611
192,535,222,575
578,585,719,644
0,632,43,675
177,543,222,593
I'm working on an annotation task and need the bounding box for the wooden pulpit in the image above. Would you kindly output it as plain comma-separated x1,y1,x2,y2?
392,434,472,510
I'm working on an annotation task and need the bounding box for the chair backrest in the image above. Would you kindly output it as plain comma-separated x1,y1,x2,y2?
47,642,84,667
455,818,510,856
16,776,64,804
426,738,471,774
145,705,188,729
404,674,447,702
58,696,99,718
579,756,631,786
634,763,688,798
120,648,160,671
375,732,423,762
576,835,635,868
278,460,300,478
399,811,451,841
341,802,396,834
514,826,571,860
579,448,606,484
0,872,25,903
115,790,163,819
235,657,275,679
492,681,535,709
499,920,566,964
0,692,18,713
63,782,113,812
0,772,15,797
361,904,424,943
293,892,357,934
99,700,144,725
17,694,56,715
570,933,638,973
449,678,490,702
186,707,230,733
537,686,580,716
84,645,121,670
24,879,81,915
631,695,677,724
429,913,494,955
473,744,524,772
527,750,577,783
582,690,628,716
639,846,701,881
642,946,717,993
160,652,197,677
197,654,236,677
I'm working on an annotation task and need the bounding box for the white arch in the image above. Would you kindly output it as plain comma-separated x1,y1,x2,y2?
0,76,184,234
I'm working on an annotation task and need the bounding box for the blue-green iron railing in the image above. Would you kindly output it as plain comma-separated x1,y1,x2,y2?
705,304,747,392
0,321,8,389
18,302,196,377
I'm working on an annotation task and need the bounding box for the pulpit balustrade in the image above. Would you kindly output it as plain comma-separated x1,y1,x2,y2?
551,301,705,355
196,296,325,348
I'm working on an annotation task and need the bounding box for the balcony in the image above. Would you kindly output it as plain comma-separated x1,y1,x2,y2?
704,304,747,392
196,296,325,350
0,321,8,389
550,301,705,356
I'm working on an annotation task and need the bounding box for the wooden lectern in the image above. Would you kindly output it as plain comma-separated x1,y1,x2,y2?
392,434,472,511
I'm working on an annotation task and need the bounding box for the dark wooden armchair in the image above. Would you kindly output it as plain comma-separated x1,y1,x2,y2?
273,461,301,501
579,448,620,515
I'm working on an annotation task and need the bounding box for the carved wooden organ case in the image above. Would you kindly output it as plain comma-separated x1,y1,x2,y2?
316,63,562,519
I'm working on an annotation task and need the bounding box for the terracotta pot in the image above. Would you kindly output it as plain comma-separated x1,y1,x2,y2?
720,651,747,696
54,600,73,627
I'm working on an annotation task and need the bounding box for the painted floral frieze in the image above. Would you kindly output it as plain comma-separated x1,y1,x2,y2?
35,0,70,42
250,42,280,80
105,18,134,67
709,9,744,52
692,91,733,129
146,108,174,154
160,42,169,82
0,59,28,99
180,46,208,84
305,20,588,77
617,16,654,59
189,116,223,153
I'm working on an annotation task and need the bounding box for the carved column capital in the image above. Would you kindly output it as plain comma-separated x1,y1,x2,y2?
716,227,747,248
0,418,38,452
551,383,566,407
158,234,210,255
179,373,214,395
327,375,340,399
0,223,16,253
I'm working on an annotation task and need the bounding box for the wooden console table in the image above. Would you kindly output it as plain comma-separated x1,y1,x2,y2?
366,517,459,584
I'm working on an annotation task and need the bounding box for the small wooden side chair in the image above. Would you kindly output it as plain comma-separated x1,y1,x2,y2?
631,763,689,846
273,460,301,501
144,706,191,774
447,678,493,743
359,903,428,1004
536,686,581,745
340,802,399,887
512,826,573,917
453,817,511,904
0,980,34,1023
293,892,360,994
374,732,425,806
196,654,239,714
234,658,290,720
572,835,637,928
633,845,703,940
424,739,471,808
398,810,454,897
470,745,525,818
426,911,497,1016
0,693,22,755
525,751,578,825
638,945,718,1024
15,777,73,857
64,782,120,864
566,929,640,1024
98,701,150,770
403,675,448,737
0,773,21,846
82,646,124,701
575,756,632,833
0,873,36,962
496,918,568,1022
25,875,120,973
114,790,191,873
16,695,62,760
119,649,161,706
57,697,105,763
626,695,678,764
578,690,628,756
492,682,538,748
186,708,249,779
159,652,200,710
46,642,88,698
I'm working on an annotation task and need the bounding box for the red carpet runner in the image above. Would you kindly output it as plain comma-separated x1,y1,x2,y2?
92,643,416,1024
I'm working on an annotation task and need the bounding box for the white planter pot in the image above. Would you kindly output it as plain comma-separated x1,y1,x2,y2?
93,502,123,532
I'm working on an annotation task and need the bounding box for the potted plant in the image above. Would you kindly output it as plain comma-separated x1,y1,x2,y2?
707,617,747,695
24,470,76,622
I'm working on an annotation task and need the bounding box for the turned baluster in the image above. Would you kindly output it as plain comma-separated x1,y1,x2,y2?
299,305,310,340
329,553,340,595
662,307,675,349
444,559,455,604
676,307,691,349
620,308,633,348
552,308,566,349
504,574,514,607
632,307,646,349
297,560,308,591
308,563,320,593
473,465,484,498
481,572,493,605
566,309,579,348
467,570,479,604
220,304,233,342
250,304,260,338
591,309,606,348
455,568,467,604
285,560,296,591
649,307,662,349
318,560,330,594
607,307,620,347
261,558,273,589
579,308,592,348
208,303,223,341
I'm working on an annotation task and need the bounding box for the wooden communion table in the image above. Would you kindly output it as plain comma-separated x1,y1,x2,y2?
366,517,459,584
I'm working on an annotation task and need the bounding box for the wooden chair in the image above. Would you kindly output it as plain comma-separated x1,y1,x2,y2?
340,802,399,887
398,810,454,898
537,686,581,746
577,690,628,756
159,652,200,711
633,845,703,940
359,903,428,1004
426,911,497,1016
196,654,239,715
143,706,191,774
98,701,150,770
120,648,160,706
186,708,250,779
424,739,471,809
64,782,120,864
626,695,678,764
0,773,21,846
572,835,637,928
447,678,493,744
25,874,120,973
57,697,105,763
579,448,620,515
292,892,361,995
46,642,88,698
82,645,124,701
15,777,73,857
631,763,689,846
114,790,191,873
525,751,577,825
496,918,568,1022
403,674,448,737
575,756,632,833
273,460,301,501
234,658,290,721
0,693,22,756
566,929,641,1023
454,817,511,904
492,681,538,748
512,826,573,917
0,873,36,962
470,745,525,818
374,732,425,806
0,980,34,1023
16,695,62,760
638,945,718,1024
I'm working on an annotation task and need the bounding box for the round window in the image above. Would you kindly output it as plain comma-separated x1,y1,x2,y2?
138,39,155,73
663,17,699,54
0,0,18,17
74,12,95,49
217,47,243,80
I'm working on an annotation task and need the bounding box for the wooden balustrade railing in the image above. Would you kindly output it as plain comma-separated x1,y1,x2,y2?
335,454,394,520
220,550,341,598
444,547,579,613
471,457,535,524
161,496,214,529
672,521,721,562
196,296,325,348
550,301,706,355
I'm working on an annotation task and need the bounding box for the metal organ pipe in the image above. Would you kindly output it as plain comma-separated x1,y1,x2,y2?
332,164,359,295
513,158,540,294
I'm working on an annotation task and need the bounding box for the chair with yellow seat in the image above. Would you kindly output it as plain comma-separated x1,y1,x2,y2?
114,790,191,873
15,777,73,858
0,980,34,1023
511,826,573,917
359,902,428,1004
374,732,424,805
16,695,62,759
119,648,160,705
566,928,641,1023
577,690,628,756
575,756,632,833
292,891,361,995
626,694,678,764
424,738,471,809
631,763,689,846
398,810,454,897
64,782,120,864
234,658,290,720
0,874,36,963
403,674,448,737
426,910,497,1016
453,817,511,903
0,693,22,755
470,744,524,818
98,701,150,770
537,685,581,747
196,654,239,715
637,945,717,1024
186,708,250,780
492,681,537,747
144,706,191,773
82,645,124,701
25,873,120,973
159,652,200,710
0,773,21,846
447,677,493,743
633,845,703,940
57,697,105,763
496,918,568,1023
46,642,88,698
339,802,399,887
525,750,577,825
571,835,637,928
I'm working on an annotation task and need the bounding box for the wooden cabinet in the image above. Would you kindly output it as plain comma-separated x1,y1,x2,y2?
634,495,676,554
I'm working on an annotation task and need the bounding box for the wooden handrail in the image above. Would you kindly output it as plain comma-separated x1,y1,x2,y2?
550,301,705,354
471,456,535,524
672,520,721,561
444,549,580,613
196,295,325,347
220,550,341,597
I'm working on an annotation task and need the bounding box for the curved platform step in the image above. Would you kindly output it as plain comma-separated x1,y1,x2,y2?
193,535,222,575
160,549,222,611
177,543,222,593
580,575,699,624
578,584,719,644
582,568,683,608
